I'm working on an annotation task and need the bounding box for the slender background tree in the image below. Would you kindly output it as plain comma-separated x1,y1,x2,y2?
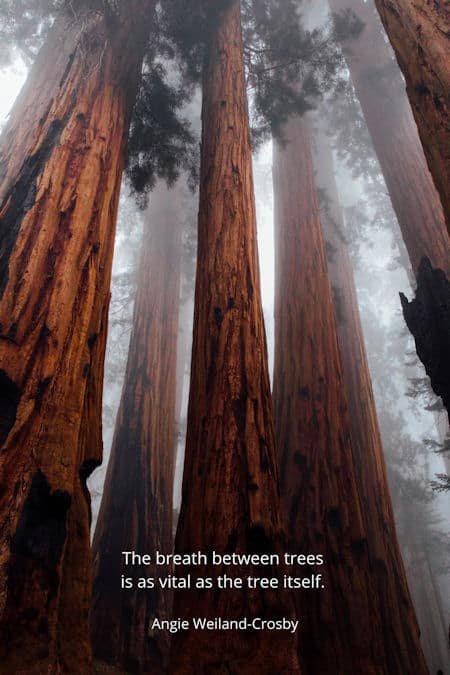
91,180,185,674
373,0,450,230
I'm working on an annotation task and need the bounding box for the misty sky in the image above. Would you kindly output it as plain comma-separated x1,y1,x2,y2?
0,35,448,641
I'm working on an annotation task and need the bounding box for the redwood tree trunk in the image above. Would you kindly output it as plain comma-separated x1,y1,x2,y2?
272,115,428,674
312,124,428,674
170,2,300,673
0,4,152,672
409,554,450,674
394,489,450,672
91,182,182,674
371,0,450,231
330,0,450,435
329,0,449,275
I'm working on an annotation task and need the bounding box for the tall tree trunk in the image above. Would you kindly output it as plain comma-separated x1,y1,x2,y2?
372,0,450,231
311,122,428,673
272,114,428,674
329,0,449,275
0,4,152,672
330,0,450,434
396,509,450,673
170,2,300,673
91,182,182,674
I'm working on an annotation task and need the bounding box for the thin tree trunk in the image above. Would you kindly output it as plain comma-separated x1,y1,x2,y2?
371,0,450,231
170,2,300,673
329,0,449,275
91,182,182,674
173,212,197,520
272,114,428,674
312,123,428,674
0,4,152,672
330,0,450,435
401,538,450,673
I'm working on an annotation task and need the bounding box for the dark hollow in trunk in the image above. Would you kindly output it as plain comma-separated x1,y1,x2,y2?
401,257,450,422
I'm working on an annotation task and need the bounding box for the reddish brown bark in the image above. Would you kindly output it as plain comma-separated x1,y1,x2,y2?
329,0,449,275
331,0,450,425
0,4,153,672
312,126,428,673
272,115,428,674
91,182,182,673
371,0,450,232
170,2,300,673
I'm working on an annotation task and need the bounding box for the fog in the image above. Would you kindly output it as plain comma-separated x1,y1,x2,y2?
0,8,448,669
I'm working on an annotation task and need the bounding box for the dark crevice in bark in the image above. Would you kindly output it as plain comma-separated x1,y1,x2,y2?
79,457,101,483
8,471,71,577
0,370,20,444
0,117,68,297
247,524,273,554
400,256,450,420
35,377,52,410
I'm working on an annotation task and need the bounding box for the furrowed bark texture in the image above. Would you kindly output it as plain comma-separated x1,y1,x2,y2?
329,0,449,276
312,126,428,674
273,115,418,674
372,0,450,231
0,4,153,672
91,182,182,674
330,0,449,482
171,2,300,673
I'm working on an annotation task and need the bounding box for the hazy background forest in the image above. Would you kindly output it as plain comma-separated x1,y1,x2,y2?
0,0,449,673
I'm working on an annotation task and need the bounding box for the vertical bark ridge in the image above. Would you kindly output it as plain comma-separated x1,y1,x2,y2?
312,124,428,674
0,3,154,671
330,0,449,457
272,115,427,673
171,2,300,673
328,0,449,276
371,0,450,231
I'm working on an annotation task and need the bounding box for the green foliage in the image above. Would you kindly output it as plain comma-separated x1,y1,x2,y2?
160,0,347,144
331,7,364,45
0,0,60,65
430,474,450,493
244,0,345,142
155,0,226,82
354,258,450,574
126,62,198,204
0,0,350,192
384,419,450,574
0,0,198,199
327,87,379,180
424,436,450,455
406,376,446,413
